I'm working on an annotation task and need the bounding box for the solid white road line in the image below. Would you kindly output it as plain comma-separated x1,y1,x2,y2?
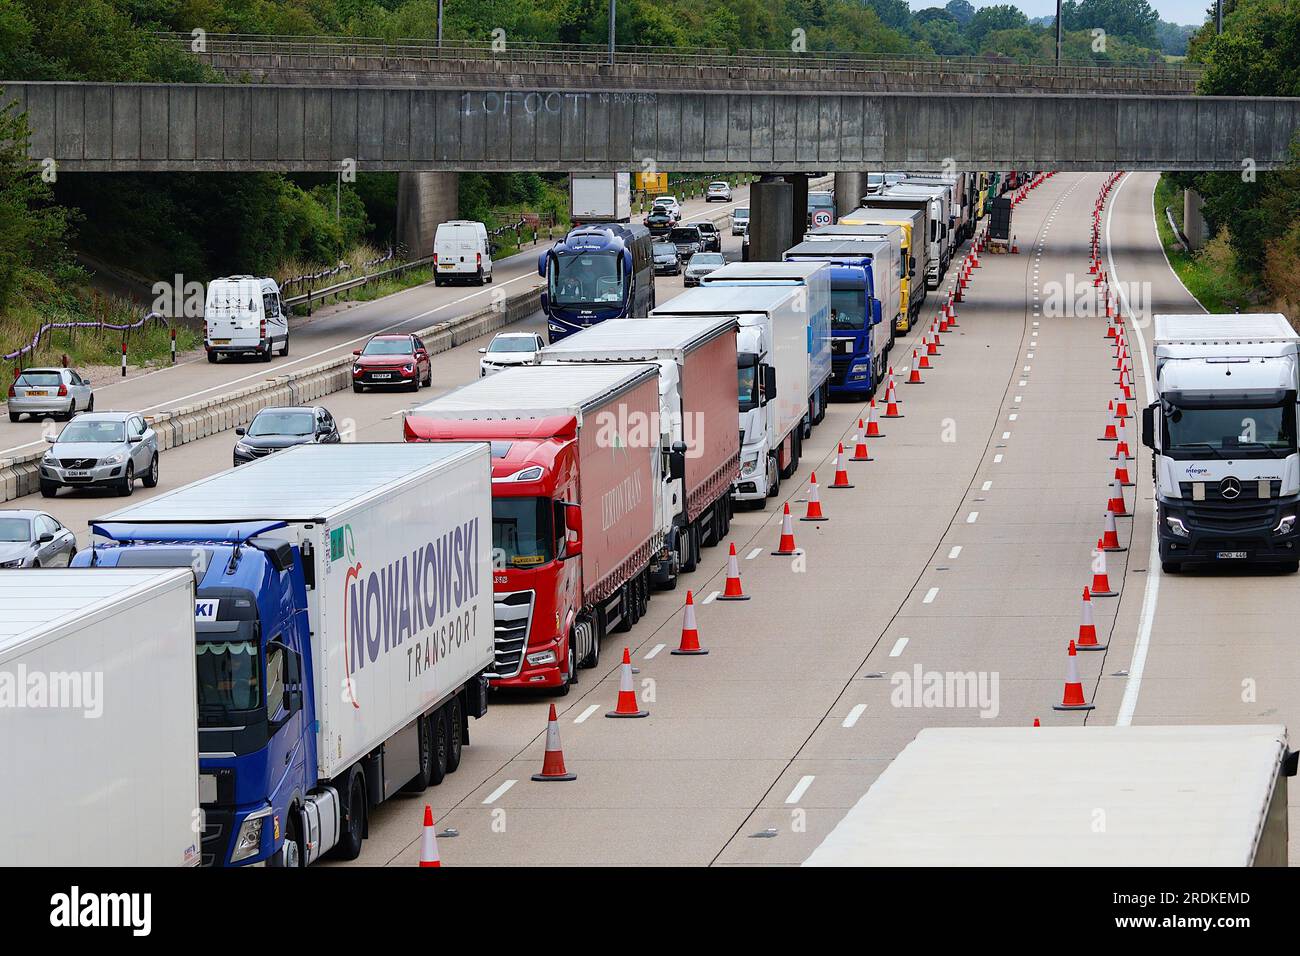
842,704,867,728
889,637,909,657
574,704,600,723
1107,172,1165,728
785,775,815,804
482,779,516,804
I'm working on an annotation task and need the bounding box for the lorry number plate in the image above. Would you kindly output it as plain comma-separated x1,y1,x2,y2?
1217,551,1248,559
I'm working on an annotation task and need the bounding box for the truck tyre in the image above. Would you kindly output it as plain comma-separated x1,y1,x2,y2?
682,524,698,573
429,707,450,787
579,620,599,669
767,455,781,497
401,714,436,793
446,696,465,771
333,772,367,861
271,812,304,868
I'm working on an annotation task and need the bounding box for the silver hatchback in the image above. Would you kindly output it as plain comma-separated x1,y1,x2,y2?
0,510,77,568
7,368,94,422
40,412,160,497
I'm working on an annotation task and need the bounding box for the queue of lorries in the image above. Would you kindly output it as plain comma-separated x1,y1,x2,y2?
1,168,1032,868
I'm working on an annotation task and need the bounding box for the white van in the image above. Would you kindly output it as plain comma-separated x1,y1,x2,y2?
204,276,288,363
434,220,493,286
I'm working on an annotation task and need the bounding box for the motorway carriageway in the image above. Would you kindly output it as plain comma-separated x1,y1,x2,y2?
0,186,748,460
22,172,1300,865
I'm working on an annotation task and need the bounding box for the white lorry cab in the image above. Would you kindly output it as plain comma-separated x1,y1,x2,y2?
434,220,493,286
205,276,288,363
1144,313,1300,572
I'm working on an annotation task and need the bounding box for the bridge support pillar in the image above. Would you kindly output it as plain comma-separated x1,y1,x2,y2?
1183,188,1208,249
397,171,459,257
786,172,809,247
834,172,867,220
749,176,794,262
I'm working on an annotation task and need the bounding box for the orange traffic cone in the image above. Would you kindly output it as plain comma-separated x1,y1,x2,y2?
1101,509,1126,552
907,351,924,384
1033,718,1041,727
671,591,708,655
606,648,649,718
1052,641,1095,711
865,402,885,438
1113,421,1132,461
801,472,828,521
772,503,799,555
830,444,854,489
718,543,750,601
852,421,873,461
1076,587,1107,651
882,389,904,419
1091,540,1118,597
419,805,441,866
1114,449,1133,487
1100,402,1118,442
531,703,578,780
1114,396,1131,420
1107,479,1130,518
1011,235,1019,254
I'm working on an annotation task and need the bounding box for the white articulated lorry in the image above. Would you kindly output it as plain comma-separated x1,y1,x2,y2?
570,172,632,224
651,269,830,506
806,725,1295,866
539,316,741,585
73,443,495,866
1142,313,1300,572
0,568,201,866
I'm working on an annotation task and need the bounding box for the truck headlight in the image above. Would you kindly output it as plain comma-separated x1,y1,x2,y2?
1274,514,1296,536
1165,516,1189,538
740,457,759,477
230,806,271,863
526,649,557,667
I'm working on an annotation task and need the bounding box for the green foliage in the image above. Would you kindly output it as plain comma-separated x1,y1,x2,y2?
1061,0,1161,48
967,4,1029,47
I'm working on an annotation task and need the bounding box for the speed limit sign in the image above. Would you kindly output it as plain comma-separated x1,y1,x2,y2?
812,210,833,227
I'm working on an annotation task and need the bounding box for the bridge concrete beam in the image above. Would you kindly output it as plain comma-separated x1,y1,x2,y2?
397,171,458,257
834,172,867,219
749,177,793,263
6,82,1298,173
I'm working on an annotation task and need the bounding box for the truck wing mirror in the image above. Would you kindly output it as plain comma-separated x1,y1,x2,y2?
1141,403,1156,450
763,365,778,401
557,501,583,559
668,441,687,481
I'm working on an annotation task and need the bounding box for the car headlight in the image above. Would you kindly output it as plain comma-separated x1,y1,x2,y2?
352,364,363,376
230,806,271,863
0,558,25,569
402,363,414,373
100,453,124,465
1274,514,1296,536
1165,516,1189,538
234,442,252,455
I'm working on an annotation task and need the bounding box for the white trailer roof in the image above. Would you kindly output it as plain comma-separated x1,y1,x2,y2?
0,568,192,657
702,261,828,283
410,362,658,422
804,725,1289,867
538,316,735,360
98,442,483,524
653,284,797,315
1154,313,1296,345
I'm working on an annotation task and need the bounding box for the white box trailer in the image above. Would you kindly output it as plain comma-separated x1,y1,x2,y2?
0,568,201,866
805,725,1293,867
570,172,632,223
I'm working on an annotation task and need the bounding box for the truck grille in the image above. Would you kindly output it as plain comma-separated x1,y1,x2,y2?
488,589,534,679
1179,479,1280,502
831,356,850,386
1184,502,1277,534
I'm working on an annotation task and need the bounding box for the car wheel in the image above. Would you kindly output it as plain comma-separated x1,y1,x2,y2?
280,338,289,357
66,547,77,566
353,384,364,393
8,412,17,424
40,480,57,498
407,375,420,392
142,454,159,488
118,463,135,497
261,343,273,362
206,351,218,364
86,395,94,412
423,367,432,387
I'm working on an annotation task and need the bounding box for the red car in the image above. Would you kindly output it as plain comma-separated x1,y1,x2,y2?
351,333,432,392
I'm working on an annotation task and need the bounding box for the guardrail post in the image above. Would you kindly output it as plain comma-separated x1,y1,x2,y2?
121,339,127,377
170,328,177,365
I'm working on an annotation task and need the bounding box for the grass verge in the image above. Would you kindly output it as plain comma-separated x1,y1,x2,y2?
1152,175,1259,314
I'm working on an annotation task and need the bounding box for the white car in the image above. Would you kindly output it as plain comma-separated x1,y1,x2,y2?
706,181,733,202
479,331,545,376
731,206,750,235
7,367,94,422
652,196,682,221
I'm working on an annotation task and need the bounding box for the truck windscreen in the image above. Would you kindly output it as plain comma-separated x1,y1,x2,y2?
196,621,262,725
737,356,760,412
1165,403,1296,455
549,251,624,306
493,497,554,568
831,289,867,331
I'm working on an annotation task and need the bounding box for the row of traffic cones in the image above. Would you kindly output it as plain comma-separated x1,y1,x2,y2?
1051,171,1129,714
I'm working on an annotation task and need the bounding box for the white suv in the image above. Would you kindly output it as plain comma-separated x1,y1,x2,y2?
652,196,682,221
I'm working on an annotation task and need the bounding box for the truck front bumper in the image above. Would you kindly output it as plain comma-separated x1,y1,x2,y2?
1158,499,1300,566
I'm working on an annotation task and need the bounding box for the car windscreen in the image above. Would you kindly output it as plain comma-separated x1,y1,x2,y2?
690,254,725,266
248,411,314,437
734,207,749,217
653,244,677,256
16,372,61,387
58,420,124,443
670,228,700,243
489,337,538,353
362,339,412,356
0,517,31,542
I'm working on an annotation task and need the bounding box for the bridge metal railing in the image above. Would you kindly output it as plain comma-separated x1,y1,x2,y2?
155,32,1202,87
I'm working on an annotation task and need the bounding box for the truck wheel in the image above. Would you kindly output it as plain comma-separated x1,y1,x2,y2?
401,714,436,793
429,708,450,786
271,813,304,868
577,619,598,669
681,524,698,573
767,456,781,497
333,772,367,861
445,696,465,772
615,584,635,632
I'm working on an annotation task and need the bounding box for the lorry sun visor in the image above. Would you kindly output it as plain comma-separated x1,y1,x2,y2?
91,520,289,543
1164,388,1292,408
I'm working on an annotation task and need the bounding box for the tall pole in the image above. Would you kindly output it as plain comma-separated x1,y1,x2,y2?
437,0,444,48
1216,0,1223,32
608,0,616,66
1055,0,1062,64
